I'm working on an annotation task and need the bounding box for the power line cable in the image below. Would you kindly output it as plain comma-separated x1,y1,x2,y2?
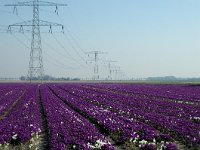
55,14,90,67
0,9,13,14
10,10,78,71
43,56,77,72
43,50,79,69
18,25,81,72
0,25,8,28
8,29,66,65
21,32,78,69
63,6,86,53
54,11,88,61
62,33,86,62
9,32,77,72
0,26,7,33
42,37,71,60
39,8,55,14
44,56,77,72
9,4,89,68
51,33,85,67
64,27,86,54
57,14,87,54
12,33,30,49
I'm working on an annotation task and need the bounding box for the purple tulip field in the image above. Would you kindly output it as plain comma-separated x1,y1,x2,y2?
0,83,199,150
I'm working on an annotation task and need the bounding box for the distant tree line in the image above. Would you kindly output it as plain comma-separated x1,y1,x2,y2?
0,78,20,81
20,75,80,81
146,76,200,82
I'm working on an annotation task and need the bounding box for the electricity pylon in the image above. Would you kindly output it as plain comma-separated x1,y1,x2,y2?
111,66,121,80
5,0,67,82
86,51,106,80
107,60,117,80
103,60,117,80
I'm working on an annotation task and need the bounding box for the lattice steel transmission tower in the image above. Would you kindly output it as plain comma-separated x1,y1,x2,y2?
113,66,121,80
105,60,117,80
5,0,67,82
86,51,106,80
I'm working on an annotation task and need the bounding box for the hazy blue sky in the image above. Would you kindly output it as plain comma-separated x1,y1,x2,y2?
1,0,200,79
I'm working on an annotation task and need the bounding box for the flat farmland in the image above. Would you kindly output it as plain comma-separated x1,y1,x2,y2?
0,83,199,150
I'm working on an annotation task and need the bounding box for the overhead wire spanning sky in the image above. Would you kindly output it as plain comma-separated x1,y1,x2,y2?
0,0,200,78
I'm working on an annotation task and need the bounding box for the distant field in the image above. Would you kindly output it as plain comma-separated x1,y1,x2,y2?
0,83,199,150
1,79,200,85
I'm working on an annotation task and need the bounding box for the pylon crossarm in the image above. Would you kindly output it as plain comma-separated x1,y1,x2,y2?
5,1,67,7
8,20,64,33
38,20,63,26
9,20,33,26
9,20,63,27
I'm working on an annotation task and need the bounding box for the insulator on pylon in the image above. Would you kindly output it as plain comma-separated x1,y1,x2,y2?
62,26,64,33
13,6,18,15
19,25,24,33
55,6,58,15
49,25,52,33
7,26,12,34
